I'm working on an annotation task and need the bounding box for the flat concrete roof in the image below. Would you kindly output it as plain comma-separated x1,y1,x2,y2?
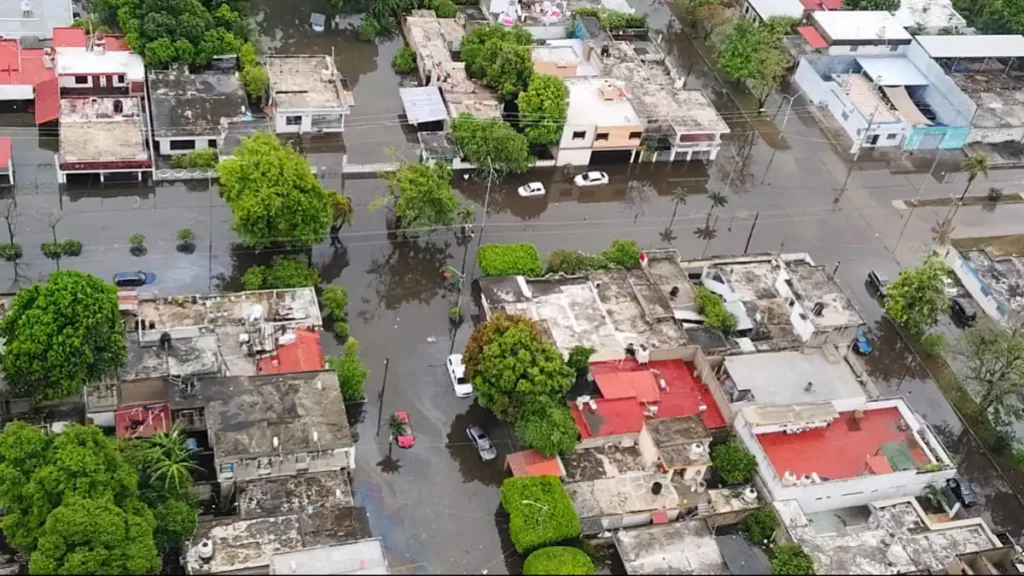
266,55,348,112
0,0,73,39
560,444,649,483
58,97,148,163
399,86,447,125
812,11,911,43
645,415,711,448
785,260,864,329
953,73,1024,129
237,470,355,520
836,74,901,123
724,350,866,407
613,520,727,575
270,539,389,575
148,68,248,138
916,35,1024,59
566,77,641,127
55,48,145,80
532,39,599,77
894,0,966,32
858,57,930,87
565,472,679,518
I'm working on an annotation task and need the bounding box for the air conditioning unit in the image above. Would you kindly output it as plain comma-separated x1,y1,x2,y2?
295,453,310,472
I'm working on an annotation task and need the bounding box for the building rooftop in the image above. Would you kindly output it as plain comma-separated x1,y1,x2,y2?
565,472,679,519
613,520,727,575
570,359,727,440
811,11,911,43
532,39,599,77
560,443,649,483
58,97,149,163
269,539,389,575
266,55,350,113
438,62,502,119
114,402,170,438
399,85,447,125
505,449,565,478
255,328,325,375
774,498,1003,574
706,485,763,516
148,68,249,138
836,73,901,124
894,0,966,32
0,138,11,171
237,470,355,519
0,0,73,39
55,45,145,80
747,0,804,19
404,10,466,80
0,40,55,87
953,73,1024,129
721,349,867,408
566,77,641,127
916,34,1024,59
645,415,712,468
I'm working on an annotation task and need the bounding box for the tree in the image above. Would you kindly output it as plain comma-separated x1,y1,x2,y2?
431,0,458,17
955,322,1024,413
0,271,125,401
327,338,370,402
486,44,534,100
322,285,349,319
601,238,643,269
516,398,578,457
371,161,472,233
743,507,778,545
239,43,269,102
843,0,898,10
144,428,199,496
387,413,406,441
218,132,333,247
669,187,689,228
945,154,990,228
771,543,816,575
113,0,246,69
566,345,595,377
884,257,949,335
707,191,729,223
460,24,533,80
718,20,793,109
693,0,728,40
332,193,354,229
463,313,575,422
710,442,757,485
391,46,417,74
500,477,580,553
523,547,595,575
518,74,569,146
451,115,532,176
241,256,321,290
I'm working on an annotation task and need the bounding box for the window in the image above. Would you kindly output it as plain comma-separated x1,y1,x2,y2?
571,130,586,140
117,74,125,83
285,115,303,126
886,133,898,140
628,131,642,140
74,75,89,85
208,139,218,149
595,133,610,142
169,140,196,151
849,45,859,52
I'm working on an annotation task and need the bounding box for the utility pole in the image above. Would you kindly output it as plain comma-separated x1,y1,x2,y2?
835,101,881,207
894,150,944,255
743,212,759,254
453,158,496,344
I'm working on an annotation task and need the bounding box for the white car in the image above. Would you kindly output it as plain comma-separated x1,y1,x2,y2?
942,276,959,297
447,354,473,398
574,171,609,187
518,182,546,197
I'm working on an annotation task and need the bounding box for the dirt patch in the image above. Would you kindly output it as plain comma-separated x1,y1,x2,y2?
952,234,1024,258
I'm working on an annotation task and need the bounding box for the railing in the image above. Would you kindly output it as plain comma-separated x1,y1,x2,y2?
153,168,218,181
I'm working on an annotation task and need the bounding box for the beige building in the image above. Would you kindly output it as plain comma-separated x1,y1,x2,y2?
557,78,644,166
532,39,600,79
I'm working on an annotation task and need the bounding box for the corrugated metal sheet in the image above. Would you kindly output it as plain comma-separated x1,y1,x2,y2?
34,77,59,124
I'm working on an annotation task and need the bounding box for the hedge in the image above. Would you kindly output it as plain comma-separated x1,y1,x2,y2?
523,547,595,575
500,476,580,553
478,243,543,277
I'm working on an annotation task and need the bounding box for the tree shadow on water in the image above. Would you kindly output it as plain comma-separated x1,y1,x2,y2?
361,236,453,316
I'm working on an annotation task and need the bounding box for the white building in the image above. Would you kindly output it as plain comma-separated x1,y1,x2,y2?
53,29,145,95
148,67,250,156
557,78,645,166
265,55,353,134
733,399,956,514
743,0,804,22
894,0,966,33
808,11,913,56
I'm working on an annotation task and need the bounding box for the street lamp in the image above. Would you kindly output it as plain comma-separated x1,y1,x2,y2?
772,90,805,128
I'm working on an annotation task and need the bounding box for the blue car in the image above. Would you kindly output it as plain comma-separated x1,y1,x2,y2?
113,271,155,288
855,327,873,355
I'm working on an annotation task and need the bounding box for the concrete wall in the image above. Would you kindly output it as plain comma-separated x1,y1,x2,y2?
695,350,735,424
560,123,596,149
534,60,579,78
906,41,974,127
156,136,217,156
274,110,346,134
555,146,592,167
968,126,1024,145
593,124,644,149
59,72,130,90
578,432,639,450
827,44,908,57
525,25,566,41
637,426,660,467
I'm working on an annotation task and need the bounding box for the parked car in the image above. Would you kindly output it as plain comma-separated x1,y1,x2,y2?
393,411,415,449
517,182,546,198
942,275,960,297
573,171,609,187
854,326,873,355
867,270,890,297
466,425,498,461
951,297,977,326
447,354,473,398
947,475,978,508
113,271,154,288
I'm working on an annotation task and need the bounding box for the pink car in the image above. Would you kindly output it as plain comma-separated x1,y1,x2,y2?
394,411,415,449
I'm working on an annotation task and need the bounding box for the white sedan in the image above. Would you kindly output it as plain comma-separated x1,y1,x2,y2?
447,354,473,398
518,182,546,197
574,171,609,187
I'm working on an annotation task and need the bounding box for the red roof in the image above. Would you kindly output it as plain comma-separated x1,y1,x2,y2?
800,0,843,9
797,26,830,49
34,77,59,124
257,329,325,374
0,42,56,87
571,359,728,439
505,449,565,477
104,35,132,51
0,138,11,171
115,403,170,439
756,407,928,481
53,27,87,48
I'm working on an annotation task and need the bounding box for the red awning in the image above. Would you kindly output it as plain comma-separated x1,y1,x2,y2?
797,26,829,49
34,77,59,124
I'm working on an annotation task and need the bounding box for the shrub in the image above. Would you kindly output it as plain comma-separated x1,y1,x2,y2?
177,228,196,245
478,243,543,277
921,332,947,356
0,242,21,262
358,17,381,41
711,441,757,485
695,287,738,333
241,256,320,291
322,285,349,319
171,149,218,169
391,46,417,74
129,233,146,249
523,547,595,575
771,543,816,575
430,0,458,18
327,338,369,402
572,7,647,30
41,242,63,260
545,249,608,275
988,186,1004,201
743,507,778,545
600,239,642,269
449,306,463,323
334,321,350,341
500,476,580,553
60,239,82,257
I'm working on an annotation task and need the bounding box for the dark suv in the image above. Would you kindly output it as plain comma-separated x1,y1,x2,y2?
951,297,977,326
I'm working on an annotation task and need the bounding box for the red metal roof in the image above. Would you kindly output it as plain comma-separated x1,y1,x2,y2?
53,27,87,48
34,77,59,124
0,42,56,87
593,370,660,403
257,329,325,374
0,138,12,171
797,26,830,49
115,403,170,439
104,35,132,51
505,449,565,477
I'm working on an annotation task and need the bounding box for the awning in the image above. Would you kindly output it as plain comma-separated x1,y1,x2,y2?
399,86,448,126
857,57,930,87
882,86,932,126
797,26,829,49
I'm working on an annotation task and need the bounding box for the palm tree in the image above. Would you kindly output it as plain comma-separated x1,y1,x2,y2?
332,193,353,229
669,187,689,228
387,413,406,443
706,191,728,224
144,427,199,495
945,154,989,227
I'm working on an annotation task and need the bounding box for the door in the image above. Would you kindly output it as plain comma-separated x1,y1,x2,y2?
867,134,880,146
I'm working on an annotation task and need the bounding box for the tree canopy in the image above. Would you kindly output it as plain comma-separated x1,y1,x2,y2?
477,243,544,277
884,257,949,335
518,74,569,146
954,0,1024,34
327,338,370,402
771,543,816,575
717,19,792,108
218,132,333,247
451,115,532,176
515,398,579,457
240,255,321,290
0,271,126,401
843,0,899,10
955,322,1024,414
523,547,595,575
710,441,757,485
464,313,575,422
371,161,473,233
461,24,533,81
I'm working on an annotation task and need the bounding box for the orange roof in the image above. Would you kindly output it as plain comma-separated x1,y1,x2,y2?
34,77,59,124
53,27,87,48
114,403,170,439
505,449,564,477
865,454,894,475
104,35,132,51
593,370,660,402
0,41,56,87
257,329,324,374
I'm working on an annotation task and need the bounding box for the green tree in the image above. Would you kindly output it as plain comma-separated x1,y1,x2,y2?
463,313,575,422
692,0,728,40
486,44,534,100
601,238,643,269
884,257,949,335
218,132,333,247
460,24,533,78
241,256,321,290
944,154,990,228
695,287,738,333
143,37,177,69
523,547,595,575
500,477,580,553
144,428,199,496
391,46,417,74
566,345,595,377
451,115,532,176
518,74,569,146
371,161,473,232
718,20,793,109
322,285,349,319
843,0,899,10
706,190,729,223
955,322,1024,413
669,187,689,228
327,338,370,402
478,243,544,277
743,507,778,545
711,441,757,485
0,271,125,401
332,193,354,229
358,16,381,41
771,543,816,575
113,0,246,69
516,398,578,456
150,498,198,554
431,0,458,17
